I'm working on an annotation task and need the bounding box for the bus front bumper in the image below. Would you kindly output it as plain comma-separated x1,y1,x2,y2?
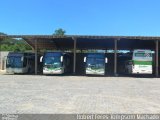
132,69,152,74
6,68,26,74
86,70,105,75
43,69,64,74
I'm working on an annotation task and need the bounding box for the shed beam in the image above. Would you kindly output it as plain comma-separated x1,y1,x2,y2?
23,38,35,51
72,37,77,74
114,39,118,76
35,39,38,75
155,40,159,77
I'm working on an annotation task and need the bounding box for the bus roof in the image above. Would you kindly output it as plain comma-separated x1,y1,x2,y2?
44,52,63,57
133,49,152,53
8,52,35,57
87,53,105,58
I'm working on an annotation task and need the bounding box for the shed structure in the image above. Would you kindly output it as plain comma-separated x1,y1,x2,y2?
0,35,159,77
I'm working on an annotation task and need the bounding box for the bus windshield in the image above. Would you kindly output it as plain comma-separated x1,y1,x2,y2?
44,56,61,68
87,57,104,68
7,56,23,68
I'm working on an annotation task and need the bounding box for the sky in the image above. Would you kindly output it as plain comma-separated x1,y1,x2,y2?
0,0,160,36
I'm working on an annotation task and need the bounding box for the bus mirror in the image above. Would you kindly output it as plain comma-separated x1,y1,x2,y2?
40,56,43,62
61,56,63,62
105,58,108,63
21,57,24,61
84,57,86,62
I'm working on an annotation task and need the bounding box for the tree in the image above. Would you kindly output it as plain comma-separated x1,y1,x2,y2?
0,32,6,35
0,38,32,51
53,28,66,36
0,32,32,51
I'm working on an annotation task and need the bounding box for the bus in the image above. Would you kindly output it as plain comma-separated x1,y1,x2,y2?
84,53,108,75
41,52,72,74
125,49,153,74
6,52,35,74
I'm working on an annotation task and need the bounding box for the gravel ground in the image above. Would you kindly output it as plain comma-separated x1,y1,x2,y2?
0,75,160,114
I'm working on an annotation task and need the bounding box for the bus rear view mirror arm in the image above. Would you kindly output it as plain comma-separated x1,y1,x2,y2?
21,57,24,61
84,57,86,62
105,58,108,63
40,56,43,62
61,56,63,62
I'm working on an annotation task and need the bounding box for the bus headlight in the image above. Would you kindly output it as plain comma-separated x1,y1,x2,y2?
43,67,48,71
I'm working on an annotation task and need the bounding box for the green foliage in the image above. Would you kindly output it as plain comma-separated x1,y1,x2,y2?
0,38,32,52
53,28,66,36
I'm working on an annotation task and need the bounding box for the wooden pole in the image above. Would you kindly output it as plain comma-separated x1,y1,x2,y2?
35,39,38,75
114,39,118,76
73,37,77,74
155,40,159,77
0,39,2,70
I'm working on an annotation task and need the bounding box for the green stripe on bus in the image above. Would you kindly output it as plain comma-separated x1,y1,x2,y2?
133,60,152,65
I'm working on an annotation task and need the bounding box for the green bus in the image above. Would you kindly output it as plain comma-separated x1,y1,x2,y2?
125,49,153,74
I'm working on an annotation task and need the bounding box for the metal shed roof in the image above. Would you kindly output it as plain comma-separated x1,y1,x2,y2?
0,35,159,50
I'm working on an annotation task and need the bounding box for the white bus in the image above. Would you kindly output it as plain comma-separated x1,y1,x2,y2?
125,49,153,74
41,52,72,74
6,52,36,74
84,53,108,75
